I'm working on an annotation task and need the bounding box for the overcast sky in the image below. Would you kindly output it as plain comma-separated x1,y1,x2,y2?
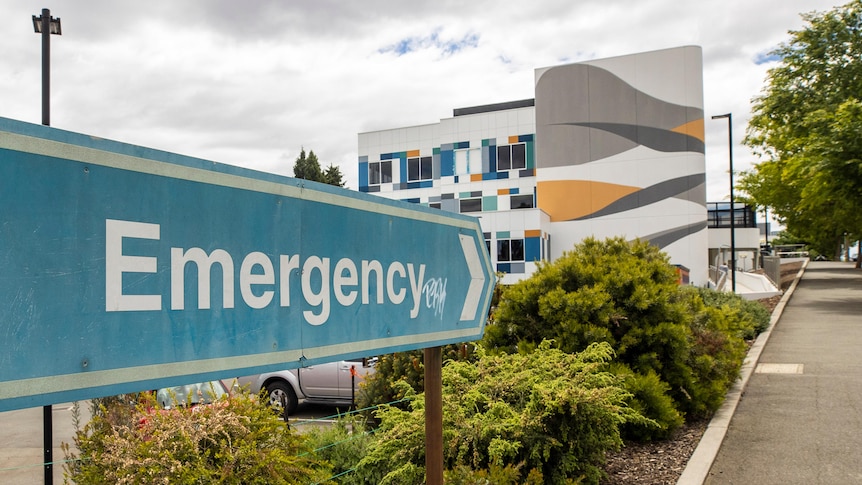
0,1,843,204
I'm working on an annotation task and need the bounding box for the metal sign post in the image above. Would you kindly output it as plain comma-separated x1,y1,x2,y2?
424,346,443,485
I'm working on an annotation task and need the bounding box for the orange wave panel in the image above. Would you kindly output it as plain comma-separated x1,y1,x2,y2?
406,149,420,157
671,119,704,142
525,229,541,238
537,180,640,222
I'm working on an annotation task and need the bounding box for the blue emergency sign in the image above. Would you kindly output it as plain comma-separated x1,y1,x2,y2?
0,117,494,411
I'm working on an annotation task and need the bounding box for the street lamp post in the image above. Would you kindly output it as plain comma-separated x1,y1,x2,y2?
33,10,61,485
33,8,61,126
712,113,736,292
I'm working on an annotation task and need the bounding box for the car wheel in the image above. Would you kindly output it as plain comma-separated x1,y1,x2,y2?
265,380,298,415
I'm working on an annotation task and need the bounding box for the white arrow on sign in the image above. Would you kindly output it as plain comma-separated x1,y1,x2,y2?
459,233,490,321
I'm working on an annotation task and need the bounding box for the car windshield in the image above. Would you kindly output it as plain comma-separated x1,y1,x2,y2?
156,381,228,409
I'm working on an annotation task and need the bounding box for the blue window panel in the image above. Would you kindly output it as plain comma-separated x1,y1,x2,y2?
454,175,459,183
519,134,534,142
510,187,519,195
400,155,408,184
358,161,369,189
455,141,470,149
497,263,511,273
440,150,455,177
361,185,380,193
402,198,420,203
407,181,433,189
525,237,541,261
482,172,509,181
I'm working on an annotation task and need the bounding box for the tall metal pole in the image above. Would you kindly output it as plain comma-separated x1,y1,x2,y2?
41,11,53,482
712,113,736,292
40,9,51,126
34,9,60,484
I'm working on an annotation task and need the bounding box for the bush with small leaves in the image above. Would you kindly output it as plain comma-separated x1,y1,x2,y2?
354,342,652,485
64,389,331,485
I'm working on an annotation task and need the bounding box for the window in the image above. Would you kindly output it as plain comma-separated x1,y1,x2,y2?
496,143,527,171
510,194,534,209
408,156,433,182
369,160,392,185
429,202,441,210
497,239,524,262
459,198,482,213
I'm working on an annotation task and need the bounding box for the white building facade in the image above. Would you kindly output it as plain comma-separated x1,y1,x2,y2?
358,46,707,285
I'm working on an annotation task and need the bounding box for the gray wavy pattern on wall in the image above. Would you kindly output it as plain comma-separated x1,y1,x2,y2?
535,63,704,168
641,221,708,250
572,173,706,221
557,122,704,155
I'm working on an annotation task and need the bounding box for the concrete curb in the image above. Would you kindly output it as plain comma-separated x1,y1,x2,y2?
676,260,809,485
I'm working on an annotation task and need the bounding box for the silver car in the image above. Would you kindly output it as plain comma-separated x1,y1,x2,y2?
236,358,375,415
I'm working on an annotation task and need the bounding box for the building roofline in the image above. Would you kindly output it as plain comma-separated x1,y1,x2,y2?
453,99,535,117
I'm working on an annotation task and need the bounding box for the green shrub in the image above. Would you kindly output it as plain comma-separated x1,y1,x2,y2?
64,390,331,484
445,464,543,484
484,237,701,424
610,364,683,441
355,342,651,485
679,289,749,417
356,344,477,422
695,286,771,339
483,237,757,432
303,413,377,485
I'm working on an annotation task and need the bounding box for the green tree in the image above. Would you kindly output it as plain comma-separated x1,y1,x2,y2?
292,148,324,182
740,0,862,258
323,163,346,187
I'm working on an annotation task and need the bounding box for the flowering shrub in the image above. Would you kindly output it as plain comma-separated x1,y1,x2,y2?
64,391,331,484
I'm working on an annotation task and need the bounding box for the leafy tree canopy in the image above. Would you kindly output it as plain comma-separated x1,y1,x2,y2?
740,0,862,257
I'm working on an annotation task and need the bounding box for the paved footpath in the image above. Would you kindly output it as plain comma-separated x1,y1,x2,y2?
686,261,862,484
0,403,89,484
